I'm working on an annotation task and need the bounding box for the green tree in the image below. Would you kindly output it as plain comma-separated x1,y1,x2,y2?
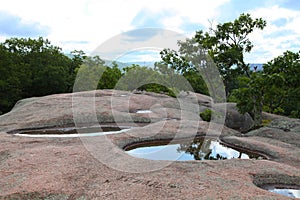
195,13,266,96
263,50,300,117
232,73,266,127
154,60,192,94
158,38,224,100
114,64,175,96
0,44,23,113
74,56,106,91
234,50,300,123
0,37,83,113
97,61,122,89
117,65,159,91
182,70,209,95
67,50,86,92
3,37,74,97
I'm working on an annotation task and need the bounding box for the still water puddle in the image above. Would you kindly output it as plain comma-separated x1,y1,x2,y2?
126,138,264,161
14,126,130,138
269,188,300,198
136,110,153,114
263,186,300,199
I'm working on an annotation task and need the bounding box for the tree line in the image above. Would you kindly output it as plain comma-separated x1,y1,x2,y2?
0,38,84,113
0,13,299,127
0,37,208,114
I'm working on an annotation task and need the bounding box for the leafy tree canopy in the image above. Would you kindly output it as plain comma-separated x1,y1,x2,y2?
232,50,300,126
195,13,266,95
0,37,83,113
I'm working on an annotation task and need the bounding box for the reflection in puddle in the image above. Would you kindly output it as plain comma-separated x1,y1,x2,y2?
14,127,130,138
126,138,264,161
136,110,152,114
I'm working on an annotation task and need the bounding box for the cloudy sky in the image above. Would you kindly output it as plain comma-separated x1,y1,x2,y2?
0,0,299,63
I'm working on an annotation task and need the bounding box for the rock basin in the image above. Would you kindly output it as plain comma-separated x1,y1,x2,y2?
11,125,132,138
125,137,265,161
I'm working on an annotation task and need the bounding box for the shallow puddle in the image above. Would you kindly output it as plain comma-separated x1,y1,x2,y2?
269,188,300,198
136,110,152,114
126,138,264,161
13,126,130,138
262,185,300,199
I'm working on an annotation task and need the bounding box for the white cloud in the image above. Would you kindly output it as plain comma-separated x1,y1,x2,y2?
144,0,230,33
0,0,299,63
0,0,139,52
0,0,229,54
247,5,300,63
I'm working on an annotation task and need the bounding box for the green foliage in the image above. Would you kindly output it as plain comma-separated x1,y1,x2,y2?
182,70,209,95
157,43,210,96
74,57,123,91
155,62,195,93
117,65,159,91
263,50,300,118
114,64,182,98
200,109,213,122
74,63,105,91
138,83,167,93
234,50,300,126
98,64,122,89
157,13,266,101
194,13,267,96
0,44,22,112
166,88,177,98
0,37,83,113
67,50,86,91
232,72,281,126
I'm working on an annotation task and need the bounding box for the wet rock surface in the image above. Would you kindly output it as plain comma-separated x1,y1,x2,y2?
0,90,299,199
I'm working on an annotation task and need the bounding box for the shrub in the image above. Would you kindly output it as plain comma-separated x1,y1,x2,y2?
200,109,213,122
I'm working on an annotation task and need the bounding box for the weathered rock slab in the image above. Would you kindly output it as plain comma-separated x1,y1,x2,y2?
0,90,299,199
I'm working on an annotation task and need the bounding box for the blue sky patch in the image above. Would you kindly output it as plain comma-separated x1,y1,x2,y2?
216,0,266,22
281,0,300,10
0,11,49,37
266,29,294,38
272,18,288,27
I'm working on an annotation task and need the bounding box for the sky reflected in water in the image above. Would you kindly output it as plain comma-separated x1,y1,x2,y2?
126,138,262,161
